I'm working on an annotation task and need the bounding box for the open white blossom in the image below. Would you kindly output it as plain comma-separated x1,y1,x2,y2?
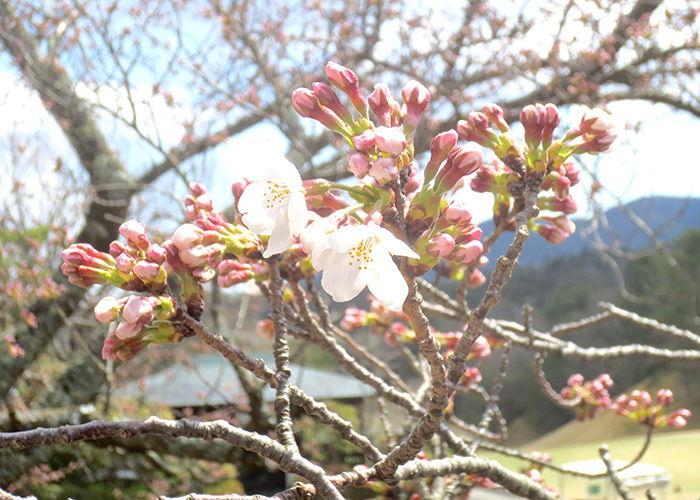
312,224,418,308
237,155,309,258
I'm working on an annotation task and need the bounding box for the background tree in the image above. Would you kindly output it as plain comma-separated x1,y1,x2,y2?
1,0,699,498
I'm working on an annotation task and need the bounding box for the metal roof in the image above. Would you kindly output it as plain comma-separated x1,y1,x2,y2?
117,353,375,407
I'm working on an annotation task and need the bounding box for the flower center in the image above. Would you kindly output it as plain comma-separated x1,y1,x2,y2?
347,237,375,270
263,180,291,209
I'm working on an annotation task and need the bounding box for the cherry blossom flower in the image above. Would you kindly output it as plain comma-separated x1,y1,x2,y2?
311,224,418,308
238,155,309,258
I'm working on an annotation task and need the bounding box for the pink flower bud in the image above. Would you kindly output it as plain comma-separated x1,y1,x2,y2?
172,224,203,251
133,260,162,281
405,166,421,195
348,152,371,178
631,390,652,407
542,103,560,149
340,307,368,330
94,296,122,323
189,182,207,198
579,108,615,134
256,319,275,339
666,415,688,429
217,259,254,287
401,80,430,132
146,244,167,265
368,83,394,127
292,87,321,117
443,200,473,225
368,157,398,184
424,130,459,183
576,131,617,155
352,130,376,151
425,233,455,258
375,126,407,156
538,195,578,215
535,225,569,244
292,88,348,134
457,111,499,148
312,81,353,123
482,103,509,133
448,146,483,176
461,367,482,386
102,334,121,361
113,320,142,340
562,162,582,186
451,240,483,265
122,296,156,324
115,253,136,273
119,219,148,247
467,269,486,288
469,337,492,359
454,225,483,244
597,373,613,388
656,389,674,407
568,374,584,386
325,61,368,117
61,244,127,288
434,145,482,193
232,177,252,204
520,103,546,147
109,241,128,258
670,409,692,419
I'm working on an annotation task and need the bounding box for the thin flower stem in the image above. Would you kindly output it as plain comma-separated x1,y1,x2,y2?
533,352,581,407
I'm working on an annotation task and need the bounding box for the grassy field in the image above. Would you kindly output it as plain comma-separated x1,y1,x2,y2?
482,427,700,499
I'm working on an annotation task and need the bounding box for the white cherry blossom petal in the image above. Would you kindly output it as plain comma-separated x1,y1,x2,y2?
367,251,409,309
321,250,368,302
237,154,309,257
311,224,417,307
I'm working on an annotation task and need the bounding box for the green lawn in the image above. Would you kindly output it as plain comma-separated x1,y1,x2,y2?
481,429,700,499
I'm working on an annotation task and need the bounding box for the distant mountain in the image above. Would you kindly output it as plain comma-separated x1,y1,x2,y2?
480,196,700,268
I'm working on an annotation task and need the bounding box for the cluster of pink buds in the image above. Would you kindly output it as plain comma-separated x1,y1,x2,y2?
558,108,618,156
413,200,484,272
459,367,483,388
561,373,614,421
339,295,410,338
302,179,349,217
293,62,432,187
110,220,168,290
457,105,513,157
61,220,167,293
408,133,483,230
165,183,262,285
612,389,691,428
94,294,179,361
520,103,560,151
532,215,576,245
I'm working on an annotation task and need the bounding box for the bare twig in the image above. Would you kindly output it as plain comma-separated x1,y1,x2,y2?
600,444,633,500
